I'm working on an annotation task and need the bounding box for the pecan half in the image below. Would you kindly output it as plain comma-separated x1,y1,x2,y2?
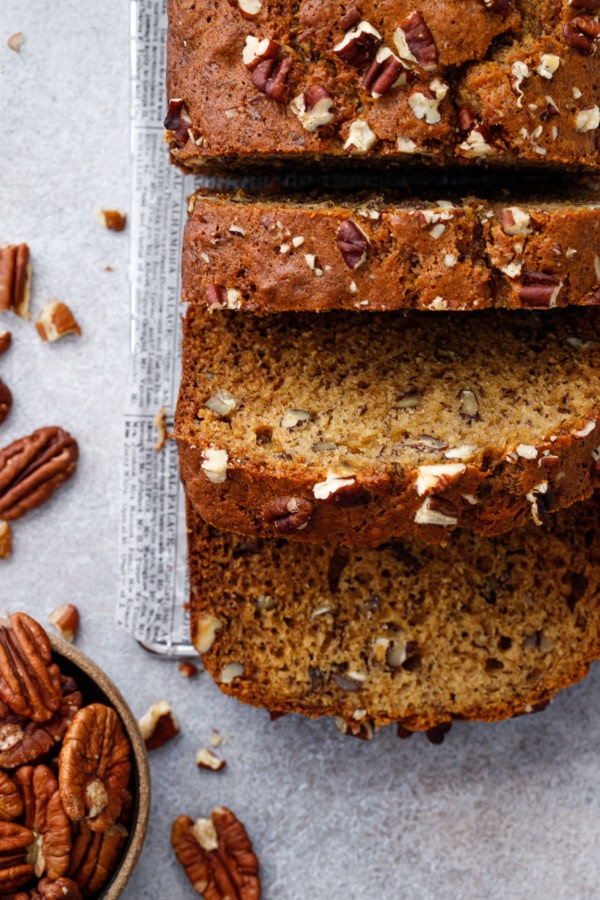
68,821,128,896
0,820,35,892
336,219,369,269
14,765,71,879
59,703,131,832
0,243,31,318
0,379,12,426
563,15,600,54
171,807,260,900
0,771,23,821
0,677,82,769
0,426,78,521
0,613,63,723
263,496,313,534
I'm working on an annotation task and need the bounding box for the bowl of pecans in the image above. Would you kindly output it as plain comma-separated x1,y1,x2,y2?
0,612,150,899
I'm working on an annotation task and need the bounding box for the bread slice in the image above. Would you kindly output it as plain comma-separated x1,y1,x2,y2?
184,189,600,313
176,305,600,546
166,0,600,172
187,496,600,735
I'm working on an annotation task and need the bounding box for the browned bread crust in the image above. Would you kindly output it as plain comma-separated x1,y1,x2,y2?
176,305,600,547
187,496,600,734
166,0,600,172
184,189,600,313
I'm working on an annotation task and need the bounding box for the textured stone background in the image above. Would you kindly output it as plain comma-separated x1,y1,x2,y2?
2,3,600,898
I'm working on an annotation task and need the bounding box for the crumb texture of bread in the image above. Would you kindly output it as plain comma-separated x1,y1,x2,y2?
176,305,600,546
166,0,600,171
184,189,600,313
187,497,600,732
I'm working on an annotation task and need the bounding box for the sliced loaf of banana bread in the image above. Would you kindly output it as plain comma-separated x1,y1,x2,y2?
188,496,600,735
184,189,600,313
176,305,600,546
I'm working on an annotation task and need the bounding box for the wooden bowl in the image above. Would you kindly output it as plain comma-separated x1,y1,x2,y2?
50,633,150,899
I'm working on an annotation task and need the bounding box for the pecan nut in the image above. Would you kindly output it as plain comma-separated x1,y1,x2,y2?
481,0,510,10
59,703,131,832
0,820,35,892
336,219,369,269
0,331,11,354
0,613,63,723
0,770,23,821
164,99,196,146
251,55,292,102
15,875,83,899
171,807,261,900
0,243,31,318
394,11,438,71
68,821,128,895
0,426,78,521
563,15,600,54
519,272,562,308
14,764,71,880
0,677,82,769
0,378,12,426
263,496,313,534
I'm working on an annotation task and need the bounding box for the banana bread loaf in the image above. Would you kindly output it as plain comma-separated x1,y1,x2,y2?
184,188,600,313
176,305,600,546
166,0,600,172
187,496,600,734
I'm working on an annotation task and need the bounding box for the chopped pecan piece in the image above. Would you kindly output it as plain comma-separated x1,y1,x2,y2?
0,612,63,723
251,56,292,102
481,0,510,10
0,677,82,769
59,703,131,832
68,821,128,895
0,331,11,354
563,15,600,54
48,605,80,644
14,764,71,879
334,20,381,68
519,272,563,308
171,807,260,899
0,521,11,559
0,379,12,426
97,209,127,232
0,243,31,318
138,700,180,750
35,301,81,343
0,770,23,821
361,48,408,97
7,32,24,52
336,219,369,269
0,820,35,892
164,98,196,146
16,875,83,899
263,496,313,534
394,11,438,71
0,426,78,521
